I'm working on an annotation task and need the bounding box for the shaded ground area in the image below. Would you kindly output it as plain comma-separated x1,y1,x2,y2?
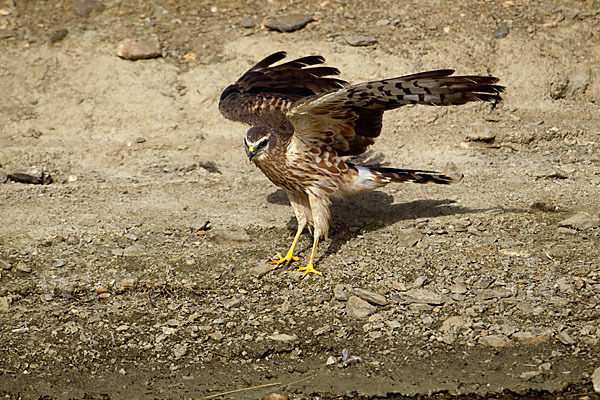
1,0,600,399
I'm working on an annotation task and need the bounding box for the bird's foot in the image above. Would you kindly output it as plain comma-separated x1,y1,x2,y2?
297,263,322,277
270,252,299,265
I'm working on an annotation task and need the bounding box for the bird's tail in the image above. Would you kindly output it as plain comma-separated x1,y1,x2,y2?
340,162,462,195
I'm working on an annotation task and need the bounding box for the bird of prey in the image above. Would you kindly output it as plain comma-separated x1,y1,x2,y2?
219,51,503,277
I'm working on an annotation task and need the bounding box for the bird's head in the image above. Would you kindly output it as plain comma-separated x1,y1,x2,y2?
244,127,272,162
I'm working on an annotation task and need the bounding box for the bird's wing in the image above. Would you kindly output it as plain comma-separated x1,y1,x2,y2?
287,70,504,156
219,51,347,128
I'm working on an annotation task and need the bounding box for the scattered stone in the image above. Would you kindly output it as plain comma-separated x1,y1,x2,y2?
478,288,513,300
520,370,543,380
72,0,105,17
249,263,276,278
115,324,130,332
208,228,251,244
400,289,444,305
240,17,255,28
346,296,377,318
54,259,66,268
313,324,331,336
534,166,568,179
557,330,576,345
440,316,468,332
7,166,52,184
0,297,10,313
268,333,297,341
173,343,187,359
345,35,377,46
15,263,32,273
49,29,68,43
479,334,511,348
412,276,427,289
385,320,402,329
125,232,138,241
465,122,496,142
266,394,288,400
353,288,387,306
558,212,600,230
493,23,510,38
264,15,313,32
117,38,162,60
450,282,468,294
333,284,350,301
592,366,600,392
222,297,241,309
396,228,422,247
512,330,552,345
326,356,336,366
208,331,223,341
123,244,145,257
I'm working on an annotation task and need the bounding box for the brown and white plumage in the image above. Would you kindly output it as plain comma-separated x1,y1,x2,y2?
220,51,503,276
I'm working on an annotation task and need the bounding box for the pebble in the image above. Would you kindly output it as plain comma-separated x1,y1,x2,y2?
326,356,336,366
208,228,251,244
117,38,161,60
249,263,276,278
592,366,600,392
54,260,66,268
396,228,422,247
533,166,568,179
240,17,255,28
173,343,187,359
353,288,387,306
266,394,288,400
479,334,511,348
346,296,377,318
440,316,468,332
49,29,68,43
345,35,377,46
478,288,512,300
465,121,496,142
519,370,543,380
123,244,145,257
15,263,32,273
72,0,105,17
558,212,600,230
125,232,138,241
208,331,223,341
493,23,510,38
268,333,297,341
400,289,444,305
512,330,552,345
7,166,52,184
557,330,576,345
264,15,313,32
0,296,10,312
450,282,468,294
333,284,350,301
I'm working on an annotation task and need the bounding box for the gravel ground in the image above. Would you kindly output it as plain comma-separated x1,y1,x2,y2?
1,0,600,399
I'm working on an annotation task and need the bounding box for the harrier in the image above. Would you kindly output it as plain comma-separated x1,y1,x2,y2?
219,51,503,277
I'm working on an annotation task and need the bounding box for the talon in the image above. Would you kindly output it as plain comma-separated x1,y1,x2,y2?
297,263,322,277
270,252,299,265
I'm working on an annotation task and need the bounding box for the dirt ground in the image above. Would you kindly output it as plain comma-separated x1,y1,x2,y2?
1,0,600,399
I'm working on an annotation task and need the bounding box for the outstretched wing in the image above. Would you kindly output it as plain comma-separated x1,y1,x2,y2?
287,70,504,156
219,51,347,128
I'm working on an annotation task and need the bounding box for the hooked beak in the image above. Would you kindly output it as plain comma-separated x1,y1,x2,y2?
247,145,255,161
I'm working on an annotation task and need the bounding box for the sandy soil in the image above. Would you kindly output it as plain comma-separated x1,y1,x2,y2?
1,0,600,399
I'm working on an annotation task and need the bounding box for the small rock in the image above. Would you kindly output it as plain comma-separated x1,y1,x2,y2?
15,263,32,273
222,297,241,309
123,244,145,256
346,296,377,318
264,14,313,32
313,325,331,336
266,394,288,400
592,366,600,392
249,263,277,278
534,166,568,179
115,324,130,332
412,276,427,289
0,297,10,312
512,330,552,345
49,29,68,43
268,333,297,341
173,343,187,359
450,282,468,294
54,259,66,268
520,370,543,380
385,320,402,329
72,0,105,17
7,166,52,184
401,289,444,305
493,23,510,38
557,330,576,345
465,122,496,142
333,284,350,301
117,38,161,60
345,35,377,46
353,288,387,306
440,316,468,332
208,331,223,341
326,356,336,366
208,228,251,244
240,17,255,28
125,232,138,241
478,288,513,300
479,334,511,348
558,212,600,230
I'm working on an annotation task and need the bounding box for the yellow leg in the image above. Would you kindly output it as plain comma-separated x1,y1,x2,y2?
270,225,303,265
297,235,322,277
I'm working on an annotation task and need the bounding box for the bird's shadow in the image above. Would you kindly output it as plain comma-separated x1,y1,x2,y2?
266,188,524,263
